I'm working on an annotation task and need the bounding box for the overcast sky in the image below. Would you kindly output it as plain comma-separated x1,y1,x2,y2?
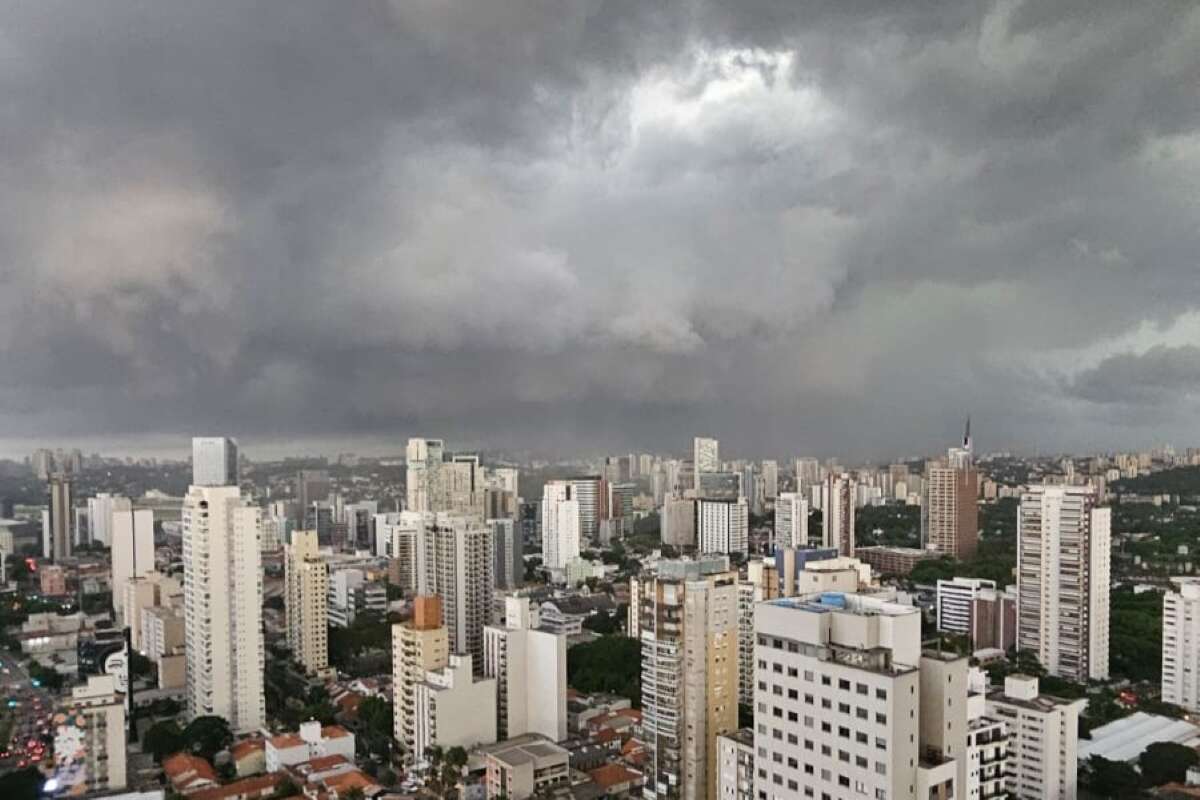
1,1,1199,461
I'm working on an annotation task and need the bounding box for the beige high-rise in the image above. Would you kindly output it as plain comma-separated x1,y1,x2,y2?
637,556,738,800
393,595,450,752
923,462,978,560
285,530,329,674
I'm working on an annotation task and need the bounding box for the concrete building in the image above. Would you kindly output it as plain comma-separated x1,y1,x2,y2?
285,530,329,674
715,728,754,800
111,507,155,614
393,596,450,753
752,594,959,800
696,498,749,556
84,493,130,547
693,437,720,491
773,493,808,551
923,462,979,561
191,437,239,487
376,511,422,590
856,545,941,577
265,721,355,771
636,556,738,800
761,461,779,501
662,496,696,549
52,675,126,795
1017,485,1110,682
937,577,1017,653
541,482,581,570
44,473,73,561
1163,577,1200,712
406,438,444,514
820,473,856,556
417,513,494,670
483,596,568,742
481,734,571,800
124,571,181,652
937,578,995,637
568,476,602,544
40,564,68,596
412,654,497,761
141,605,185,661
491,517,523,591
181,484,265,733
326,567,386,628
986,675,1083,800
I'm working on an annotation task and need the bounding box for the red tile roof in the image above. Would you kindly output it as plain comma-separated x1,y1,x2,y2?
231,739,265,760
588,764,641,790
163,752,218,790
187,772,283,800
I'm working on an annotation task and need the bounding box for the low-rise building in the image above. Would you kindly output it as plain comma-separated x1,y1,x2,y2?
481,734,571,800
51,674,127,795
855,545,940,576
413,654,497,762
265,721,356,772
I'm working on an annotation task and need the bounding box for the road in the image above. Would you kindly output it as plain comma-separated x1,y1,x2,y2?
0,649,57,774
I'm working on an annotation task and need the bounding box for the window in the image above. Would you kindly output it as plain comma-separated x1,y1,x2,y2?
804,739,814,751
788,689,799,700
876,713,887,724
788,667,799,677
875,762,887,775
856,707,869,720
821,675,832,686
804,670,814,681
822,698,832,709
856,683,868,695
856,732,868,744
876,688,888,700
838,726,850,739
788,757,799,768
856,756,868,768
838,702,850,714
839,678,851,690
805,694,814,705
821,722,831,733
787,733,798,745
772,753,783,764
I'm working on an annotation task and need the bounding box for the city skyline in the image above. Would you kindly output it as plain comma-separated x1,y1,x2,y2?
2,3,1199,458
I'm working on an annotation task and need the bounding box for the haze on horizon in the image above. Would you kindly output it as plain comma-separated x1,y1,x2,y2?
2,2,1199,460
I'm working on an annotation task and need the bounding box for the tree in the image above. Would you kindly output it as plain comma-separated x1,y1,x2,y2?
143,720,185,762
442,746,468,793
343,789,365,800
0,767,43,800
1139,741,1199,788
270,778,299,800
129,651,155,679
183,715,233,761
567,635,641,707
1084,756,1144,798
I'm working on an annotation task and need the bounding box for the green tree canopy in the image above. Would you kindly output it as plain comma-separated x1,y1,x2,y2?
143,720,185,763
183,715,233,761
1139,741,1199,788
567,635,641,707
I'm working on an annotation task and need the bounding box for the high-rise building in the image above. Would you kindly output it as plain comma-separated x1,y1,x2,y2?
761,460,779,500
696,497,749,555
111,507,155,614
191,437,239,487
773,493,809,550
326,567,387,628
285,530,329,675
295,470,332,522
418,513,495,671
483,596,567,742
43,473,73,561
1163,577,1200,712
541,482,581,570
1016,485,1110,682
51,675,127,794
793,457,820,496
715,729,755,800
694,437,720,491
392,596,449,753
569,477,602,543
491,518,523,591
181,484,265,733
661,496,696,549
377,511,423,591
820,473,856,557
636,556,738,800
922,430,979,560
406,438,445,513
986,675,1083,800
84,493,130,547
341,501,378,550
412,654,497,762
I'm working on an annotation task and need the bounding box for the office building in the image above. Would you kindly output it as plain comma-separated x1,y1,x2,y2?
986,675,1083,800
820,473,856,556
1163,577,1200,712
51,675,127,794
406,438,445,513
44,473,73,561
181,484,265,733
285,530,329,674
694,437,720,491
856,545,941,577
937,577,1016,652
393,596,450,753
568,476,602,544
1017,485,1110,682
696,497,749,555
922,432,979,560
412,654,497,761
636,556,738,800
661,496,696,549
341,501,378,550
111,507,155,614
418,513,495,670
773,493,808,550
761,461,779,501
326,567,387,628
191,437,239,487
541,482,581,570
481,734,571,800
491,518,523,591
483,596,568,741
295,470,332,523
753,594,958,800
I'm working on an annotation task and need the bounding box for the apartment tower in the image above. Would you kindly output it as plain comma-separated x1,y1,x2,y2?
284,530,329,674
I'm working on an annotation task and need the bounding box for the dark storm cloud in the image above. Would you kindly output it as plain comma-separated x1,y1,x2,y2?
1,0,1199,459
1070,346,1200,406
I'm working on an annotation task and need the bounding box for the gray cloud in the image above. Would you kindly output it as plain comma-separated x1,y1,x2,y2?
1,0,1200,459
1070,346,1200,405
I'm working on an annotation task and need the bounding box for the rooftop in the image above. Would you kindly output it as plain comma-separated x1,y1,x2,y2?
1079,712,1200,764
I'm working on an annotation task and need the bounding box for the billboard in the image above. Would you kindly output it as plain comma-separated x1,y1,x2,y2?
51,710,90,797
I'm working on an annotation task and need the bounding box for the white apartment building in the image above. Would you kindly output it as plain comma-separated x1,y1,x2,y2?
936,578,996,637
762,461,779,500
111,507,155,614
181,484,265,733
412,654,497,762
141,604,185,661
1163,577,1200,711
392,596,450,753
84,493,129,547
637,556,739,800
285,530,329,674
694,437,720,490
482,596,568,742
1017,485,1110,682
541,482,581,570
376,510,423,590
820,474,857,556
191,437,239,487
752,594,958,800
986,675,1083,800
52,675,127,794
716,728,755,800
417,513,495,670
406,438,445,513
774,493,809,550
697,497,749,555
265,721,355,771
569,477,602,543
326,567,386,628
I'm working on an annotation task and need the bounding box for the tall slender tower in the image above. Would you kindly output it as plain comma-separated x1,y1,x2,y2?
285,530,329,674
820,473,856,557
1017,484,1110,682
191,437,239,487
541,482,580,570
181,485,265,732
923,421,979,560
417,513,494,672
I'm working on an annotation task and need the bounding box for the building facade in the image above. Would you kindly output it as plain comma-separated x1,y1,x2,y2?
1163,577,1200,711
392,596,450,753
191,437,239,487
285,530,329,674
